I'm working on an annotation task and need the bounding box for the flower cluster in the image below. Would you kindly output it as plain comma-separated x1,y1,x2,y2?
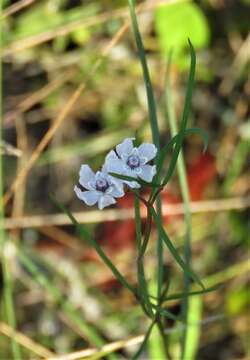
74,138,157,209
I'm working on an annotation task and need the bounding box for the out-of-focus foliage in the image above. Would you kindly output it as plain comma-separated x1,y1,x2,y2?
155,2,210,67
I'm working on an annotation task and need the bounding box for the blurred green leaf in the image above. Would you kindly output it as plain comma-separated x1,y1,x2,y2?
8,2,99,42
2,0,10,7
148,325,166,360
225,287,249,315
183,296,202,360
37,129,131,166
72,27,91,45
228,211,250,247
155,3,210,56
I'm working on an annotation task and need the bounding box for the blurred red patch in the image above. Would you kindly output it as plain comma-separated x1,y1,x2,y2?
187,153,216,201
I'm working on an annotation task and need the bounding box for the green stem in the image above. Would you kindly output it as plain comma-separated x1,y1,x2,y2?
157,320,172,360
134,193,154,317
137,207,152,259
165,56,192,359
127,0,160,150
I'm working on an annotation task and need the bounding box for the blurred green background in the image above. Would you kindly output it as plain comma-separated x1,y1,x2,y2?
2,0,250,359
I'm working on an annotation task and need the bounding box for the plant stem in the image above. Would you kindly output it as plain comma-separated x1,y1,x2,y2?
157,320,172,360
165,56,192,359
134,193,154,317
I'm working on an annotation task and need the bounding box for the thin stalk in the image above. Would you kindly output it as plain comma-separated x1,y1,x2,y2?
128,1,165,354
0,6,21,359
127,0,160,150
134,191,142,252
134,193,154,318
137,207,152,259
157,320,172,360
165,58,192,359
131,320,156,360
128,0,164,301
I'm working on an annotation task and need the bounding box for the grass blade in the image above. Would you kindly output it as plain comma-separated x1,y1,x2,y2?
150,207,204,289
127,2,165,327
151,305,182,323
149,285,219,303
127,0,160,150
188,127,208,153
164,43,197,359
162,285,219,302
132,321,156,360
157,127,208,180
162,40,196,186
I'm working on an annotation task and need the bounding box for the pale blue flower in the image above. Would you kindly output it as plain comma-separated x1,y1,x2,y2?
74,165,124,210
105,138,157,188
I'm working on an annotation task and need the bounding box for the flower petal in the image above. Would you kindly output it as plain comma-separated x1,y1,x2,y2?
98,195,116,210
139,164,156,182
126,180,141,189
79,165,95,190
109,176,124,191
138,143,157,163
74,186,100,206
105,156,125,175
120,168,141,188
109,184,124,198
105,150,119,163
116,138,135,158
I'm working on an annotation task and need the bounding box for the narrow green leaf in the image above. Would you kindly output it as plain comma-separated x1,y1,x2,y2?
164,45,195,360
151,304,181,322
186,127,208,153
157,127,208,181
127,0,164,326
162,40,196,186
51,196,137,296
180,39,196,133
156,134,178,174
150,207,204,289
149,285,218,303
151,127,207,204
132,321,156,360
128,0,160,151
162,285,219,302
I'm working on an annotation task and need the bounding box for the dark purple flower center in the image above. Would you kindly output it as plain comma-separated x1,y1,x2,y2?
96,178,109,192
127,155,140,169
